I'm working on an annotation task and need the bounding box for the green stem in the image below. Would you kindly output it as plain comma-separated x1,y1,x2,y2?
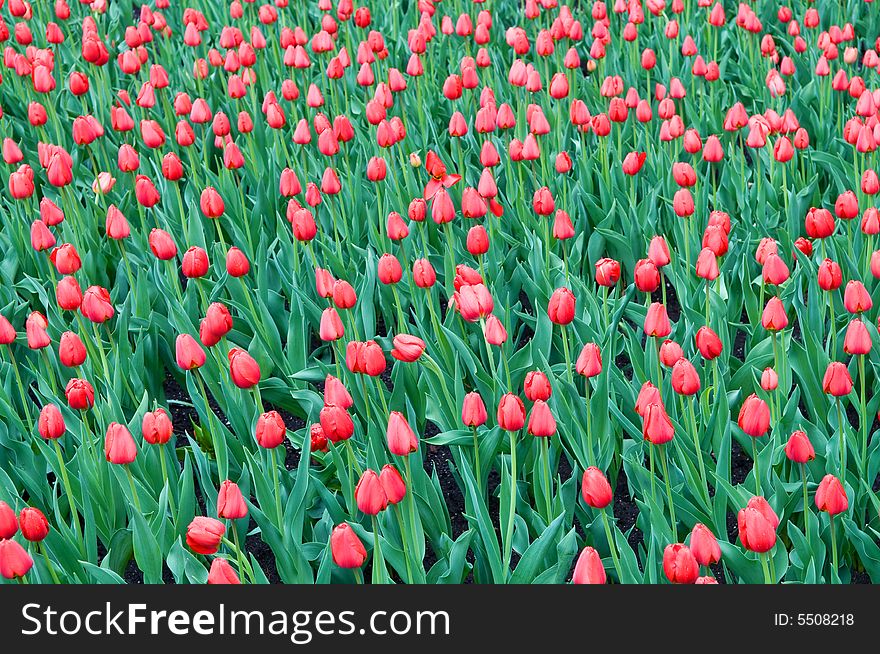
158,445,176,514
661,444,677,541
270,446,283,529
752,437,761,496
503,429,518,574
472,426,482,490
125,465,142,513
585,380,596,466
39,543,61,584
830,516,840,584
542,437,552,522
53,439,84,551
802,463,811,551
689,398,710,505
601,509,623,583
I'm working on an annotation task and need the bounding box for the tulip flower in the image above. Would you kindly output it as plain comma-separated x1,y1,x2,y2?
738,497,779,583
207,558,241,585
186,517,226,555
0,501,17,540
18,507,49,542
815,474,848,583
663,544,699,584
331,523,367,571
0,539,33,580
572,546,606,584
689,524,721,568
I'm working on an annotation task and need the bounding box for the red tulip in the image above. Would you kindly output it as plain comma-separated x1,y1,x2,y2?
228,347,261,388
207,558,241,584
822,362,853,396
0,501,17,540
65,378,95,410
105,422,137,464
38,404,65,440
255,411,286,448
319,404,355,443
663,544,699,584
379,465,407,505
324,375,354,409
523,371,552,401
643,402,675,444
497,393,526,431
527,400,556,437
331,523,367,568
738,497,779,553
785,430,815,463
462,392,487,427
142,408,173,445
572,546,606,584
186,516,225,555
0,539,33,579
689,523,721,566
176,334,206,370
576,342,602,377
387,411,418,456
18,507,49,542
843,280,872,314
644,302,671,337
815,474,848,515
581,467,612,508
671,359,700,396
738,394,771,437
355,469,387,515
217,480,248,520
595,258,621,287
843,319,872,355
547,287,576,325
390,334,425,362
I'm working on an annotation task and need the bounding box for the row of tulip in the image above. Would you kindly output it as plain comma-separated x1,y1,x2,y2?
0,0,880,585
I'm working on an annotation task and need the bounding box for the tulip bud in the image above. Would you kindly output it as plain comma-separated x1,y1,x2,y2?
207,557,241,584
547,287,576,325
105,422,137,464
255,411,286,449
331,523,367,568
815,474,848,516
0,501,17,539
228,347,261,388
822,361,853,397
387,411,418,456
379,465,407,504
355,469,388,515
663,544,699,584
523,370,552,401
18,507,49,542
176,334,206,370
581,466,613,509
572,546,606,584
689,523,721,566
497,393,526,431
186,516,226,554
0,539,33,579
65,378,95,410
217,480,249,519
142,408,173,445
319,404,355,443
390,334,425,362
643,402,675,444
785,430,815,464
671,359,700,396
38,404,65,440
576,342,602,377
738,497,779,553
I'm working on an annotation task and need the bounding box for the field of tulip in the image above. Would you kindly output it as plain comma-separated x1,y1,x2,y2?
3,0,880,586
